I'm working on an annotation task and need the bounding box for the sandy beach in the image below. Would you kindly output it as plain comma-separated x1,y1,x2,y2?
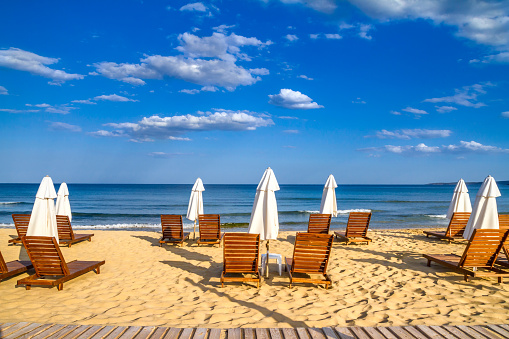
1,228,508,328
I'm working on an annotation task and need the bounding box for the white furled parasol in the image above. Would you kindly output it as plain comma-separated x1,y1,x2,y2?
55,182,72,221
463,175,501,240
248,167,280,276
187,178,204,239
319,174,338,217
26,175,59,243
446,179,472,220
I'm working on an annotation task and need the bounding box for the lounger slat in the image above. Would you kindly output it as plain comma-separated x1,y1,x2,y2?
307,214,331,234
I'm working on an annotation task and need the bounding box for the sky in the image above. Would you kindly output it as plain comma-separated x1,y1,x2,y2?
0,0,508,184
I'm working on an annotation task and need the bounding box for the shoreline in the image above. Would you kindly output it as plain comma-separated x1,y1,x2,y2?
1,228,508,328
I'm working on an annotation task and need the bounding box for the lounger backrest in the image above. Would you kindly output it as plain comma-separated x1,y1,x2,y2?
307,214,331,234
291,233,333,274
198,214,221,240
459,229,507,268
12,214,30,238
345,212,371,237
223,233,259,274
498,214,509,231
22,236,69,277
446,212,471,237
56,215,74,241
0,250,6,273
161,215,184,239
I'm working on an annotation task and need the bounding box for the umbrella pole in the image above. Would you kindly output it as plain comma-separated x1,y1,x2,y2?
193,220,197,240
266,240,270,278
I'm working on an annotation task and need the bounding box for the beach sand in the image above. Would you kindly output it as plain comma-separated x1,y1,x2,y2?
1,228,508,328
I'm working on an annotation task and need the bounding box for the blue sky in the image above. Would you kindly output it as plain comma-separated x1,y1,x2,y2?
0,0,508,184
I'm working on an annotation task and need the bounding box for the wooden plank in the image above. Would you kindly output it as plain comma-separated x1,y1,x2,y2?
455,325,489,339
59,325,92,339
3,323,44,339
282,328,299,339
469,326,502,339
150,327,169,339
88,326,116,339
348,327,370,339
427,326,459,339
361,327,385,339
414,326,445,339
208,329,222,339
104,326,128,339
256,328,270,339
244,328,255,339
163,328,182,339
0,323,17,332
74,325,104,339
375,327,398,339
118,326,142,339
295,329,310,339
332,328,355,339
321,327,339,339
135,326,155,339
192,328,207,339
31,324,68,339
0,322,32,338
442,326,473,339
402,327,428,339
9,324,52,339
270,328,283,339
179,328,194,339
227,329,241,339
308,328,325,339
487,325,509,338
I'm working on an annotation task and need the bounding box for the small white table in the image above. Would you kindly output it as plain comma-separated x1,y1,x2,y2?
261,253,282,276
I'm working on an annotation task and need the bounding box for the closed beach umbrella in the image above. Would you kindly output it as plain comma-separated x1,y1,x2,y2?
187,178,204,239
320,174,338,217
463,176,501,240
248,167,280,276
26,175,59,243
446,179,472,220
56,182,72,221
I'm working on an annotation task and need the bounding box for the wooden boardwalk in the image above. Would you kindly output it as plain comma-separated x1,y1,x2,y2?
1,323,509,339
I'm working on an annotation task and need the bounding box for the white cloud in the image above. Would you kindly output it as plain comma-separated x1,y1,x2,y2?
435,105,458,113
0,48,84,83
325,33,342,39
180,86,218,94
502,111,509,118
0,86,8,95
283,129,299,133
93,32,270,90
89,130,127,137
444,140,509,153
268,89,324,110
352,97,366,104
180,2,207,12
402,107,428,115
278,116,299,119
0,108,40,113
358,24,373,40
270,0,337,13
94,94,138,102
360,140,509,156
201,85,218,92
285,34,299,42
298,75,313,80
423,83,492,108
72,99,97,105
390,110,401,115
27,103,75,114
148,152,192,158
374,129,452,139
213,24,235,33
309,34,320,39
94,109,274,142
180,89,200,95
48,122,82,132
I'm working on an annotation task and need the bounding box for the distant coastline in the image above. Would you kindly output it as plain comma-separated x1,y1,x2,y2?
427,180,509,186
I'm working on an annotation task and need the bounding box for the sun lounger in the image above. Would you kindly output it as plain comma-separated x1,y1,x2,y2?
9,214,30,244
307,214,331,234
285,232,334,288
495,214,509,267
221,233,261,287
159,214,190,247
334,211,372,244
17,236,105,290
423,229,509,283
0,249,33,283
56,215,94,247
423,212,471,243
197,214,224,247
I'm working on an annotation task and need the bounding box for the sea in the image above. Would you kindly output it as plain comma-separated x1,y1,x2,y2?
0,183,508,232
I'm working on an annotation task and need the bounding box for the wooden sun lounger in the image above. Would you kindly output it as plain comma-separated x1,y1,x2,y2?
334,212,372,244
307,214,331,234
495,214,509,267
221,233,261,288
159,215,190,247
56,215,94,247
423,212,471,243
9,214,30,244
197,214,224,247
17,236,105,291
423,229,509,283
0,249,33,282
285,232,334,288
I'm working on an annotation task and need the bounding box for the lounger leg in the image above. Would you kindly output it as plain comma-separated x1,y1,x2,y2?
96,267,101,274
427,260,431,267
58,283,63,291
464,275,471,282
26,285,31,290
499,277,503,284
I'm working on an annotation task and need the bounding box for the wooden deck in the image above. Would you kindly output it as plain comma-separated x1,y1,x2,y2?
1,323,509,339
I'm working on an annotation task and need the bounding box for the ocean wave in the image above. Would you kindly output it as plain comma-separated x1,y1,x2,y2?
426,214,447,219
0,202,23,205
72,223,161,230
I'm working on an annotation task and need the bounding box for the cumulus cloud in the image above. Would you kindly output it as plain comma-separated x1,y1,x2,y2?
423,83,492,108
358,24,373,40
374,129,452,139
285,34,299,42
48,122,82,132
26,103,75,114
402,107,428,115
502,111,509,118
325,33,342,39
264,0,337,13
94,94,138,102
359,140,509,156
0,86,8,95
268,89,324,110
91,109,274,142
298,75,313,80
180,89,200,95
71,99,97,105
435,105,458,113
390,110,402,115
0,48,84,83
283,129,299,133
93,32,271,90
0,108,40,113
213,24,235,33
148,152,192,158
180,2,207,12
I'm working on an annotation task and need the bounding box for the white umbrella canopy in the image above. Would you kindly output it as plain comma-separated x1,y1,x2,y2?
446,179,472,220
55,182,72,221
26,176,59,243
248,167,280,240
463,176,501,240
187,178,205,238
319,174,338,217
